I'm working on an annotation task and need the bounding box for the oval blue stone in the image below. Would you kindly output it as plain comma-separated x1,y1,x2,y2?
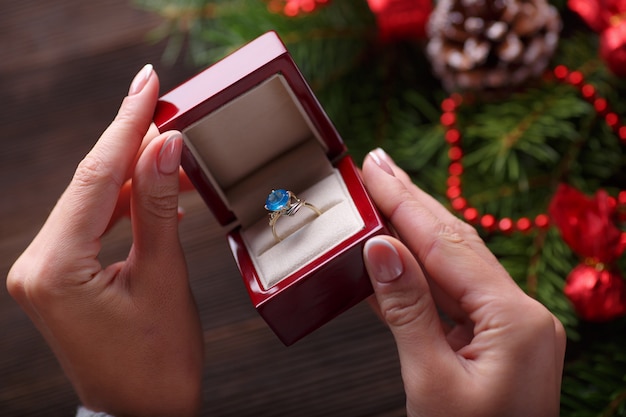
266,189,289,211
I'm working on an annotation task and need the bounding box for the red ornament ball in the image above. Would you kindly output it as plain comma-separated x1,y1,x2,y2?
601,20,626,77
367,0,432,42
564,263,626,321
568,0,626,77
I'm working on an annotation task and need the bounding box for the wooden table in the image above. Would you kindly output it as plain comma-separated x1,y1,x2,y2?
0,1,405,415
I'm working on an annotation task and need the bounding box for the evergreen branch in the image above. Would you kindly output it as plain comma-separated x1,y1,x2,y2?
525,228,549,298
602,389,626,417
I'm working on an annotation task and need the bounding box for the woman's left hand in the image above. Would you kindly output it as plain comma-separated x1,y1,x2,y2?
7,65,204,417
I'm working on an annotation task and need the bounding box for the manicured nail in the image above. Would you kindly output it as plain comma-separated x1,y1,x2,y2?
374,147,394,165
158,132,183,175
368,148,395,177
128,64,153,96
364,237,404,283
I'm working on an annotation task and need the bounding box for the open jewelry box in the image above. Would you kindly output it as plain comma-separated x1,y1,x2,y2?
154,31,388,345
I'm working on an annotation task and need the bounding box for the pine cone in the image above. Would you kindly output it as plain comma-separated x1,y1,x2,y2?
426,0,561,92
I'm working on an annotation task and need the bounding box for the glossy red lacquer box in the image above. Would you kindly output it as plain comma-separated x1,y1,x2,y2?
154,31,388,345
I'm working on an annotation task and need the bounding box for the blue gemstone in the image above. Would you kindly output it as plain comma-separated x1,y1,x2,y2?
266,189,289,211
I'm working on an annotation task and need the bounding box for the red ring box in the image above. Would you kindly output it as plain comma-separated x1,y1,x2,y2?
154,31,388,345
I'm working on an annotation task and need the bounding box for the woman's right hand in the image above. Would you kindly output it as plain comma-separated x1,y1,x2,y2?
362,148,566,417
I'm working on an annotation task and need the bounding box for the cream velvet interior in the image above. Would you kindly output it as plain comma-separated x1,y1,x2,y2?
182,74,364,289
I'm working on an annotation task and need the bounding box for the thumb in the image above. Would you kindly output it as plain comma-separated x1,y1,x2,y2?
130,131,184,264
363,236,457,386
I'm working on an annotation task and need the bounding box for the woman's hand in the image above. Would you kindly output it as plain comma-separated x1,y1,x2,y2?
362,149,566,417
7,65,204,417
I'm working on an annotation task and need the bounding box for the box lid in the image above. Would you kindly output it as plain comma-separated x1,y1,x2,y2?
154,31,347,226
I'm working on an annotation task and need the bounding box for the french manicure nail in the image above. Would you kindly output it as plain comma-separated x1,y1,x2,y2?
368,148,395,177
364,238,404,283
158,133,183,175
374,147,393,165
128,64,153,96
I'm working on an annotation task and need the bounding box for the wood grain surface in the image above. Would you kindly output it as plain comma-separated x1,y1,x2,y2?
0,1,406,415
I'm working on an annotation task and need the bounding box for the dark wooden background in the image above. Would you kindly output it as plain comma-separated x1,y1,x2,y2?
0,0,406,416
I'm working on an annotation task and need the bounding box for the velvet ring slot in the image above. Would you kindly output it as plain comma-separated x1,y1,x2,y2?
245,172,365,289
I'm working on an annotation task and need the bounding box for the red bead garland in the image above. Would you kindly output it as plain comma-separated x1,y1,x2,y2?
441,65,626,233
266,0,330,16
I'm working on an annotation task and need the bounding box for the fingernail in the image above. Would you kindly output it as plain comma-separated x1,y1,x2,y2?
128,64,153,96
158,132,183,175
375,147,394,164
364,237,404,283
368,148,395,177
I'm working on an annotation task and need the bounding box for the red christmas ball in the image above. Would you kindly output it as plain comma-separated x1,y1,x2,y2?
564,263,626,321
548,184,624,263
568,0,626,77
367,0,432,41
601,20,626,77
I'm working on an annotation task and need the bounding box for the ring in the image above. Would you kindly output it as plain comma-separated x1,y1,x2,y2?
265,189,322,242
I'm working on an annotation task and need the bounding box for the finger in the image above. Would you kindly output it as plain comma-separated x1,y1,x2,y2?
142,124,194,192
137,124,162,160
370,148,507,275
363,236,458,390
366,284,473,351
104,124,163,232
105,180,133,233
364,150,468,322
361,151,523,316
553,316,567,388
129,130,185,276
179,167,195,192
105,166,194,233
375,148,516,325
364,149,515,323
370,148,459,224
50,64,160,244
